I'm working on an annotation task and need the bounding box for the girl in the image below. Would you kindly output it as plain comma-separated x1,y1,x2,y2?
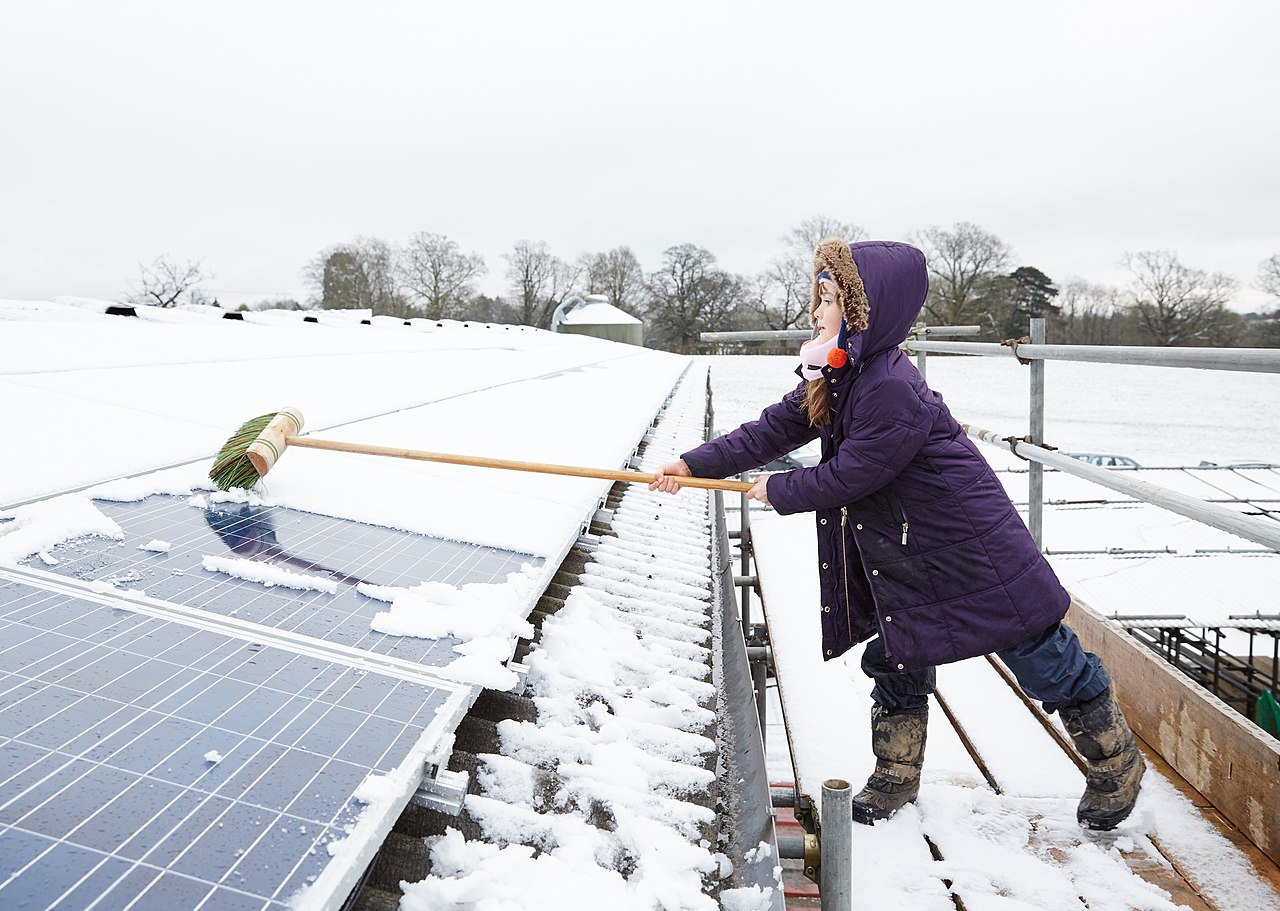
651,239,1144,829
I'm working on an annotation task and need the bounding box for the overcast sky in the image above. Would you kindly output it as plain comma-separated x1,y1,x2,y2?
3,1,1277,311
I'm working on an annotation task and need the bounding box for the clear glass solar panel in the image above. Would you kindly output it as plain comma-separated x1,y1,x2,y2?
26,495,541,668
0,578,455,910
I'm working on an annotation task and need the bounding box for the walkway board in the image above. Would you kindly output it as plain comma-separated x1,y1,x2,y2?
751,511,1280,911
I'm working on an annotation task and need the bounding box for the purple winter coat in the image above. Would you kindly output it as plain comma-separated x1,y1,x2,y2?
682,241,1069,671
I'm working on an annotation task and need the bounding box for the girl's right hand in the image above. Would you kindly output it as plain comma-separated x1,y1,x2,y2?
649,459,691,494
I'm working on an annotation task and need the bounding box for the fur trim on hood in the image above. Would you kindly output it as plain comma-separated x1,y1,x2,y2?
811,237,869,334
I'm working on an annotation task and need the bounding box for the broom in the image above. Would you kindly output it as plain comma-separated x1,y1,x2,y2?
209,407,755,494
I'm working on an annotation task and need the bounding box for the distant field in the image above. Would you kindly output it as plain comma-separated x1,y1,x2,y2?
697,353,1280,468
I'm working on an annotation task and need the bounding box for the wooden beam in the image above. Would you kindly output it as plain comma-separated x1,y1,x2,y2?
1067,595,1280,868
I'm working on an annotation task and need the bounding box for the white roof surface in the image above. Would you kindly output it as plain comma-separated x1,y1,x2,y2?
2,298,749,910
559,301,641,326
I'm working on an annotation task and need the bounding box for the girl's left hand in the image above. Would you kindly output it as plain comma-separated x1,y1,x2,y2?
747,475,772,507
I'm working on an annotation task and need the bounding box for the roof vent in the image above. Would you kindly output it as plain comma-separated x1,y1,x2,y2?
222,311,244,321
303,316,318,323
105,305,137,317
360,319,371,325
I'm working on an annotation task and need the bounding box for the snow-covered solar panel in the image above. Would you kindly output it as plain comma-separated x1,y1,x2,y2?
0,577,462,910
24,495,539,667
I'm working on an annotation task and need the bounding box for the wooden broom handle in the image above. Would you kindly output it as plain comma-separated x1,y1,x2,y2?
284,435,757,493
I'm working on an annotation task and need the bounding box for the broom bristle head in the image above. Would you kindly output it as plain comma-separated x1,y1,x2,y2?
209,412,276,491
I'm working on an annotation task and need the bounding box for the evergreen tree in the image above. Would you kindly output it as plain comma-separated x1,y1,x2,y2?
320,248,371,310
1001,266,1060,339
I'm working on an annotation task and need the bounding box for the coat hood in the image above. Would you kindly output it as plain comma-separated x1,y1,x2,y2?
812,239,929,364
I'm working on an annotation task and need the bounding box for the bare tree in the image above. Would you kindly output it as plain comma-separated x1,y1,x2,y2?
1123,250,1239,346
645,244,744,353
399,232,486,319
1258,254,1280,302
753,215,870,330
784,214,869,258
749,260,811,331
504,240,580,328
1056,279,1124,345
910,222,1013,329
578,246,646,315
127,256,212,308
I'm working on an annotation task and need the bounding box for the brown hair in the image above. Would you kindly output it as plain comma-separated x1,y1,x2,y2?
801,278,840,427
804,378,831,427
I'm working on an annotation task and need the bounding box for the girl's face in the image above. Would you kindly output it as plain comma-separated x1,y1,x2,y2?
814,281,842,342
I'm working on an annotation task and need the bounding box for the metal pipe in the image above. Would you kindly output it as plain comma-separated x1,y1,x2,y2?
770,786,796,807
963,423,1280,552
740,473,752,644
902,340,1280,374
699,325,982,344
752,653,767,750
1028,319,1046,549
820,779,852,911
913,325,982,337
702,330,814,342
776,835,806,859
913,321,927,381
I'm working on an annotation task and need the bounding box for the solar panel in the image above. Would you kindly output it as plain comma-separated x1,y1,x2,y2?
0,577,464,910
0,494,546,909
27,495,540,668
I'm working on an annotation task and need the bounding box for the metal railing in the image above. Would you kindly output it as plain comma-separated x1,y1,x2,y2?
906,319,1280,553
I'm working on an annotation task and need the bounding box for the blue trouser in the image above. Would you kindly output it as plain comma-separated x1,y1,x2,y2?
861,621,1110,715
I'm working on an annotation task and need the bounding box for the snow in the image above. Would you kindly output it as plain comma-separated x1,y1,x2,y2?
559,301,642,326
752,510,1279,909
401,376,740,908
5,303,1279,909
201,554,341,592
2,300,706,909
721,351,1279,911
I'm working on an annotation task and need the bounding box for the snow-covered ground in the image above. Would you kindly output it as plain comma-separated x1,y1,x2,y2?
697,354,1280,470
2,303,1276,910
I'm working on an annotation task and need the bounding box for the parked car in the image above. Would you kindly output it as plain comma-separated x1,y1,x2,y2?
1063,452,1141,469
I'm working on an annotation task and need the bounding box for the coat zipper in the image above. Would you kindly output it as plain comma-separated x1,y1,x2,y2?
840,506,852,635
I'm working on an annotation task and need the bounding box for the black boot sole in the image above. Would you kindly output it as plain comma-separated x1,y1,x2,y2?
851,797,914,827
1079,803,1138,831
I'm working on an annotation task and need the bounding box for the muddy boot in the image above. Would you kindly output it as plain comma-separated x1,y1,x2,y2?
1059,686,1146,830
851,703,927,825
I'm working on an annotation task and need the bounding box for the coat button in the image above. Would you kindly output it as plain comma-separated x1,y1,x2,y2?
885,615,893,622
827,650,834,656
821,562,828,569
856,523,863,530
871,569,879,576
823,606,830,613
897,663,905,670
820,518,827,525
832,392,838,398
